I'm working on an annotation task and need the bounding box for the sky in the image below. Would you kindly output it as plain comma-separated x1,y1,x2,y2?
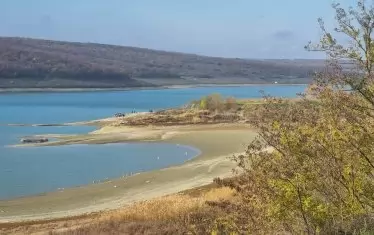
0,0,356,59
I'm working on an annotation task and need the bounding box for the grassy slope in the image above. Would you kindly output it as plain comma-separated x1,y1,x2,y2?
1,184,233,235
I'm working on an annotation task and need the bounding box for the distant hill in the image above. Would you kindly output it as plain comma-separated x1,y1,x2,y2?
0,37,323,89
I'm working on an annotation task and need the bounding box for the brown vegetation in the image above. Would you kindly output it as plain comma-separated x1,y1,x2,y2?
114,95,247,126
0,184,235,235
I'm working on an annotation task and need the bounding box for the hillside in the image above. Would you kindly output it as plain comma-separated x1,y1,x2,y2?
0,37,322,89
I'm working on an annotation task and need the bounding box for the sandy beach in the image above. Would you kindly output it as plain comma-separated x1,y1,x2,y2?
0,123,256,223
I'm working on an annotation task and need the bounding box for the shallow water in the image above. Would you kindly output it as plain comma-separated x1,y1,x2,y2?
0,85,306,199
0,143,200,200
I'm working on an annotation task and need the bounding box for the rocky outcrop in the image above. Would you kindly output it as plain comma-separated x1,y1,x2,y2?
20,137,48,144
114,113,126,118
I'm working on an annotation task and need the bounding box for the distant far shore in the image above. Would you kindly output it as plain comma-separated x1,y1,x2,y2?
0,83,308,93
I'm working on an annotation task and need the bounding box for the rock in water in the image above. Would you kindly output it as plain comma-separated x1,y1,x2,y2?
21,137,49,144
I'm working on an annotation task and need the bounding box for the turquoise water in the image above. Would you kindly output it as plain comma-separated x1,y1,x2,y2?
0,85,306,199
0,143,200,200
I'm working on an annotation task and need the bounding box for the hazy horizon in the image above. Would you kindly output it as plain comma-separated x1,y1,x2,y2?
1,0,355,59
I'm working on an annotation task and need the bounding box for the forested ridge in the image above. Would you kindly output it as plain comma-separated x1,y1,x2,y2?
0,37,322,88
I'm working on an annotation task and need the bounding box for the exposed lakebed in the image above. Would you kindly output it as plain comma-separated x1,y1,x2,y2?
0,85,306,200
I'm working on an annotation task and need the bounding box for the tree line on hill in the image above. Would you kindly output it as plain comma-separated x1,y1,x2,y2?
0,37,322,88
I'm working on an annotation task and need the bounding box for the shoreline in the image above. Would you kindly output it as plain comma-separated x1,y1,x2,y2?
0,83,308,93
0,123,256,223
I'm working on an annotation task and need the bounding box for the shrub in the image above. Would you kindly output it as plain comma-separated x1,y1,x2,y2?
211,1,374,234
190,94,238,113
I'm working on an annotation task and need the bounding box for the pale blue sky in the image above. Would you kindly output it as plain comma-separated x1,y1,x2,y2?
1,0,355,59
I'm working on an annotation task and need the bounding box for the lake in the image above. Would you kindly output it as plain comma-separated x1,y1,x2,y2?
0,85,306,199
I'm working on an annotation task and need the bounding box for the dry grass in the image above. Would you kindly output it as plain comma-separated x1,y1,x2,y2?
55,186,234,235
112,108,242,127
100,187,234,222
0,185,234,235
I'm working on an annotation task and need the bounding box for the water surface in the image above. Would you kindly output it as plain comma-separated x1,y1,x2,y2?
0,85,306,199
0,143,199,199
